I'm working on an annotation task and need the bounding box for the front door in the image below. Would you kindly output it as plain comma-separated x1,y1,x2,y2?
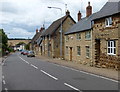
40,46,42,55
70,47,72,61
95,39,100,64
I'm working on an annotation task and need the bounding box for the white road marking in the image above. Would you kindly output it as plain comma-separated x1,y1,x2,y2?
41,70,58,80
2,76,4,79
64,83,80,91
52,63,118,83
5,88,8,92
2,58,8,66
30,64,38,69
19,56,29,64
3,80,6,85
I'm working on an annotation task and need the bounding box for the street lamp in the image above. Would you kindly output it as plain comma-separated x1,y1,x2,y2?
48,6,63,59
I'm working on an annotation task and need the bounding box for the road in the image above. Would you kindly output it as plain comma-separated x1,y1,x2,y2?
2,52,119,92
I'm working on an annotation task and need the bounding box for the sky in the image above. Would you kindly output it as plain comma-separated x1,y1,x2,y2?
0,0,109,39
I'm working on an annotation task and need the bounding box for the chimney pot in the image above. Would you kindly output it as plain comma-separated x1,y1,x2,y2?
78,11,81,21
66,10,70,15
36,29,38,33
86,2,92,17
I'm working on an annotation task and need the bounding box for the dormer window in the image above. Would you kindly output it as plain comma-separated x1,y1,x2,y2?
105,17,112,27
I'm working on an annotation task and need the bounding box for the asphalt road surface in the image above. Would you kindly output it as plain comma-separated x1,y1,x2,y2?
2,52,119,92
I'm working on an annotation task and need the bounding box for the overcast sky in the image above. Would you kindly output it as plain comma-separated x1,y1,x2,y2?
0,0,108,39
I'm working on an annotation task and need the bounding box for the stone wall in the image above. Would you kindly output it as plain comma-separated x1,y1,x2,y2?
93,13,120,69
65,30,93,65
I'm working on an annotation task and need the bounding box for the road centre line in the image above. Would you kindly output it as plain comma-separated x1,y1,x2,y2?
64,83,80,91
3,80,6,85
2,76,4,79
51,63,118,83
5,88,8,92
30,64,38,69
19,56,29,64
41,70,58,80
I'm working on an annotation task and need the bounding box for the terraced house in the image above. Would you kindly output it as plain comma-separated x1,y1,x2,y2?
64,2,94,65
92,0,120,69
30,27,45,55
65,0,120,69
40,10,76,58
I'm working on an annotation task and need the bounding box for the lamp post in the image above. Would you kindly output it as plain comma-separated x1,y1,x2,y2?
48,6,63,59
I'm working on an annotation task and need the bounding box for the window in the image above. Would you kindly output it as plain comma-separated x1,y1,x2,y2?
105,17,112,27
49,35,51,40
85,31,91,40
66,46,68,55
108,40,116,55
66,35,69,41
86,46,90,58
77,46,81,56
76,33,81,40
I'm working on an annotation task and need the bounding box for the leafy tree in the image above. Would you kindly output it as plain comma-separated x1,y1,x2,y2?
25,43,30,50
0,29,8,56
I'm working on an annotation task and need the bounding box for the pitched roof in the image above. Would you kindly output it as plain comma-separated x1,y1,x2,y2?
93,1,120,20
31,32,41,44
65,13,96,35
42,15,75,36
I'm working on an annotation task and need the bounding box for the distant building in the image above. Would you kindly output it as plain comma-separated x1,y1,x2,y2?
30,27,45,55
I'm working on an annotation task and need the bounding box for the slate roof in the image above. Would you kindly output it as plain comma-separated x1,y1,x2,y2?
65,13,96,35
65,1,120,35
42,15,76,36
93,0,120,20
31,32,41,44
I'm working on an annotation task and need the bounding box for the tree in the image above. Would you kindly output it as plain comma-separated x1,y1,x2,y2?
25,43,30,50
0,29,8,56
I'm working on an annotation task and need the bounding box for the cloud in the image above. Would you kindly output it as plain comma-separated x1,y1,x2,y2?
8,28,35,39
0,0,108,39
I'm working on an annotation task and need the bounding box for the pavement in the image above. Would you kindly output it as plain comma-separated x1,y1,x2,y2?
36,55,119,81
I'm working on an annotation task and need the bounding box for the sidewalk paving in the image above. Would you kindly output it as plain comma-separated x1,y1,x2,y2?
36,55,119,81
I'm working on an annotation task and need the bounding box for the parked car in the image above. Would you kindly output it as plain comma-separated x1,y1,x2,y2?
23,50,29,55
27,51,35,57
21,50,25,55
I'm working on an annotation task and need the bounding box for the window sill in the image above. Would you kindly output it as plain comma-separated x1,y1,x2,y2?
76,39,81,40
107,53,116,56
86,56,90,59
105,25,112,28
85,39,91,41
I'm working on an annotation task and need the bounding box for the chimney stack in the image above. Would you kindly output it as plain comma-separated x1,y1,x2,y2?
78,11,81,21
36,29,38,34
86,2,92,17
66,10,70,15
39,27,45,33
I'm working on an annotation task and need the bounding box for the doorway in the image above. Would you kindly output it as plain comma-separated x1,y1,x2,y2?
95,39,100,64
70,47,72,61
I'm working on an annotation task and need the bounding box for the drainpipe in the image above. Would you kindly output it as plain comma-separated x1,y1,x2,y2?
91,21,93,66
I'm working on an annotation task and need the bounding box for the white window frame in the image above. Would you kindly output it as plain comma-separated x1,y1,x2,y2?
76,33,81,40
86,46,90,58
85,31,91,40
77,46,81,56
107,40,116,55
105,17,112,27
